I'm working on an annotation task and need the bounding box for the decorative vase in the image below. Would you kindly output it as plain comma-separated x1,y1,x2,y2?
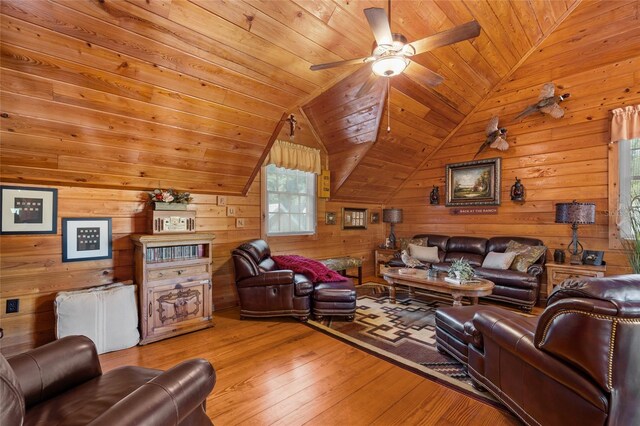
153,202,188,211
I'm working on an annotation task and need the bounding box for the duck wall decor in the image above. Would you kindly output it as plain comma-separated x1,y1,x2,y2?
514,82,571,121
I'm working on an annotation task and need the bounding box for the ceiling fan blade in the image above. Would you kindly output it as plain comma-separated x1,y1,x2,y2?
408,21,481,55
364,7,393,47
404,61,445,87
310,56,369,71
356,72,380,98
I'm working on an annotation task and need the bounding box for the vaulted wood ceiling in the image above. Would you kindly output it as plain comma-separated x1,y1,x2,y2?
0,0,613,202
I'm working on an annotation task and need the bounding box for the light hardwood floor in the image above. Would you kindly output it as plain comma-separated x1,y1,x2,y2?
99,306,520,425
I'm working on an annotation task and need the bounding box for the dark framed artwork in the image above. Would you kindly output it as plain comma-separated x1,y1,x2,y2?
62,218,112,262
342,207,368,230
325,211,337,225
0,186,58,234
371,212,380,224
445,158,501,207
582,250,605,266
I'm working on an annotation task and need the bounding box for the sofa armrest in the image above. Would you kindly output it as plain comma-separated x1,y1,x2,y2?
527,264,543,277
8,335,102,408
89,359,216,426
473,311,608,411
236,270,295,288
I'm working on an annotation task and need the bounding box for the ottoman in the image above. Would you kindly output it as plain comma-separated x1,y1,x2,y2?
313,279,357,321
435,305,508,365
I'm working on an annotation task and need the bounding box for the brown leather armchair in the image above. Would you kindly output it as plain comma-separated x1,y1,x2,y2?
232,239,314,321
467,275,640,426
1,335,216,426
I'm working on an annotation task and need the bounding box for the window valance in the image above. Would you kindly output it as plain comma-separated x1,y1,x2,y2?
611,105,640,143
265,140,321,175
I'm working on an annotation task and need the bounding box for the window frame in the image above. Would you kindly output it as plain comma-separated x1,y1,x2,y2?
608,138,640,249
262,164,317,237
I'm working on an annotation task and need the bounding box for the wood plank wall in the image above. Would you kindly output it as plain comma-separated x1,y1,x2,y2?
0,114,384,357
389,1,640,287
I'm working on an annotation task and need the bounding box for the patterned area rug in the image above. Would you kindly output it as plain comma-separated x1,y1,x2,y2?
306,283,498,405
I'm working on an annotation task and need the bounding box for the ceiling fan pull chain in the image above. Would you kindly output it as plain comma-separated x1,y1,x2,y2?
387,78,391,133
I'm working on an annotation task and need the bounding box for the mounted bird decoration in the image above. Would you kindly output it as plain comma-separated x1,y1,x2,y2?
514,82,570,121
474,116,508,159
401,250,424,269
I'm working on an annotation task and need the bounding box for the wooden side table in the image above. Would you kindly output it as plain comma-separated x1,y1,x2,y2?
375,248,397,277
544,263,606,300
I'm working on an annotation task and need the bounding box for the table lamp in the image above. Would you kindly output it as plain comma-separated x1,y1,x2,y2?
555,200,596,265
382,208,403,249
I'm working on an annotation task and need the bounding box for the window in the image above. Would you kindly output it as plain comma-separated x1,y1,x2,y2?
618,138,640,237
265,164,316,235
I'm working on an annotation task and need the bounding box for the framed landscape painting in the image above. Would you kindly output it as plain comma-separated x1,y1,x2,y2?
445,158,501,207
0,186,58,234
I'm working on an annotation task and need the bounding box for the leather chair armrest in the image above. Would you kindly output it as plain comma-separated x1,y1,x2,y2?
473,311,608,411
90,359,216,426
236,270,295,288
8,335,102,408
527,264,543,277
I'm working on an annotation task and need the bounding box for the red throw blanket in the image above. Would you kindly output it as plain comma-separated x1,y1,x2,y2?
271,255,348,283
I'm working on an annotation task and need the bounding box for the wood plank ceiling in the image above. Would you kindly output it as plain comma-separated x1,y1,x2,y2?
1,0,579,201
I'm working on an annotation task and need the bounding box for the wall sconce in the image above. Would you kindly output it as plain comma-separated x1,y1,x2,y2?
510,177,525,202
429,186,439,205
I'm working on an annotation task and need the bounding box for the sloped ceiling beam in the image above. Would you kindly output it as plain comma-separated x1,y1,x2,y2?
387,0,583,203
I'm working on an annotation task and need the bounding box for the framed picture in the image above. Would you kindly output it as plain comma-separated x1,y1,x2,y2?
325,211,337,225
371,212,380,224
62,218,112,262
342,207,368,230
1,186,58,234
445,158,501,207
582,250,605,266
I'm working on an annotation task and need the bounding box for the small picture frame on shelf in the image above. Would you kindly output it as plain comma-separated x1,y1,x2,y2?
62,218,112,262
325,211,337,225
582,250,604,266
1,185,58,234
371,212,380,224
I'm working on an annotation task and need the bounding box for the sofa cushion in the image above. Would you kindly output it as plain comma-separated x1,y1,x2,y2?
506,240,547,272
0,353,25,426
486,236,545,254
447,236,487,256
409,244,439,263
443,252,484,267
399,236,428,252
474,267,540,289
482,251,517,270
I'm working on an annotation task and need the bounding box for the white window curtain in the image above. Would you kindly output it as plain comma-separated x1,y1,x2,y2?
265,140,321,175
611,105,640,143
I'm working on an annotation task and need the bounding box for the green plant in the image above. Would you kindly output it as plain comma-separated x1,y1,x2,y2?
622,194,640,273
448,258,475,281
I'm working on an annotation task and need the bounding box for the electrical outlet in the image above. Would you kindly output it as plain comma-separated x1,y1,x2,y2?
6,299,19,314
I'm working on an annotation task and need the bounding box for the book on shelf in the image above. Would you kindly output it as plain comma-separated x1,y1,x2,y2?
145,244,200,262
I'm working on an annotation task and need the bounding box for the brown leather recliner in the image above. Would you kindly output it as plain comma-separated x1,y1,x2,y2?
466,275,640,426
232,239,314,321
1,335,216,426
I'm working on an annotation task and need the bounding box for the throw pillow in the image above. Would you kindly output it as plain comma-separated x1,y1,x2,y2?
482,251,517,270
409,244,439,263
399,237,428,252
505,240,547,273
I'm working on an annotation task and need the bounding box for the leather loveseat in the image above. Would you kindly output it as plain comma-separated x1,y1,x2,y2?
0,335,216,426
462,275,640,426
390,234,545,311
232,239,356,321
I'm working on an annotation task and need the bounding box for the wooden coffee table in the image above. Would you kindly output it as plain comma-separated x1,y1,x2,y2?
383,268,494,307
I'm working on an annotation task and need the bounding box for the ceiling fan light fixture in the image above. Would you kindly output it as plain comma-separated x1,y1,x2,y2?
371,55,409,77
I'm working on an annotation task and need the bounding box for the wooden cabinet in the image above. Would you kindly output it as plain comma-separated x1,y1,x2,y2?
130,233,215,345
544,263,606,300
375,248,397,277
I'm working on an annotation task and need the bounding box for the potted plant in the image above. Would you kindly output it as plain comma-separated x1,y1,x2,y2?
448,258,475,282
622,194,640,273
147,188,192,211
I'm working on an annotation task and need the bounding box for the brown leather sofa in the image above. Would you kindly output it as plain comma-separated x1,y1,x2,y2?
438,275,640,426
232,240,356,321
1,335,216,426
390,234,546,311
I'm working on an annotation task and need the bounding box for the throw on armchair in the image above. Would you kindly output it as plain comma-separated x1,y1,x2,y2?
1,335,216,426
467,275,640,426
232,239,314,321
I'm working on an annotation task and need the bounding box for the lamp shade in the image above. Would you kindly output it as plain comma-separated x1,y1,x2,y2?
371,55,409,77
382,208,403,224
555,201,596,224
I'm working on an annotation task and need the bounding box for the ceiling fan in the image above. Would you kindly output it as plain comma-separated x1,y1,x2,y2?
310,5,481,97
